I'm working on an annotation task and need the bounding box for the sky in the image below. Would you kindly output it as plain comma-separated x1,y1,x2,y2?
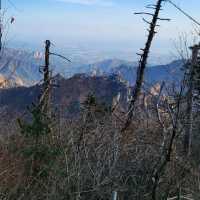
3,0,200,64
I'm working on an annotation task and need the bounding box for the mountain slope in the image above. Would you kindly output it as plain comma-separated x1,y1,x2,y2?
88,59,184,85
0,48,42,85
0,74,128,117
0,73,25,88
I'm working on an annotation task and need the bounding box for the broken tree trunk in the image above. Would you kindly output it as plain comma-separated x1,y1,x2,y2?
39,40,51,116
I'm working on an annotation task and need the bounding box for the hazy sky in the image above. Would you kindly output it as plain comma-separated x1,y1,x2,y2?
4,0,200,63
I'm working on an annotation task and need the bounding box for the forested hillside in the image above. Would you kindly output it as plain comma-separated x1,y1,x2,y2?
0,0,200,200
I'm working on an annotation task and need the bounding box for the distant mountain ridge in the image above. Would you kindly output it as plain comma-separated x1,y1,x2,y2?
0,48,42,86
0,48,184,88
76,59,184,85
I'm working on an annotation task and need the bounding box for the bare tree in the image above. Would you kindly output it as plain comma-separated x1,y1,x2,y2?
122,0,170,131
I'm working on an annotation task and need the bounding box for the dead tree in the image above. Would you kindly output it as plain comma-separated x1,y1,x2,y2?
184,44,200,155
39,40,71,116
44,40,51,112
39,40,51,116
122,0,170,131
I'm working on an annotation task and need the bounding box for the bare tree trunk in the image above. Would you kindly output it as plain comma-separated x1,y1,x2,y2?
123,0,168,131
184,44,200,155
40,40,51,116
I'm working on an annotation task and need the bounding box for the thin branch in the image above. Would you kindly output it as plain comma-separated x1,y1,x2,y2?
50,52,71,63
134,12,154,17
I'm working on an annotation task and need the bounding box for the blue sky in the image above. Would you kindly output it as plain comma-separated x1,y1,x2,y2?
4,0,200,63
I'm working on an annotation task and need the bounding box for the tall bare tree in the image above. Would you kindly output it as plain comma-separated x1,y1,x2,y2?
122,0,170,131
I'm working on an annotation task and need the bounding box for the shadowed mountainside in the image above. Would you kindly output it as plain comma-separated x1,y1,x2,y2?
0,74,128,118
